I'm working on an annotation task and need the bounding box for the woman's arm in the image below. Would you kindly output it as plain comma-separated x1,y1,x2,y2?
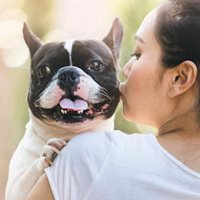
26,174,54,200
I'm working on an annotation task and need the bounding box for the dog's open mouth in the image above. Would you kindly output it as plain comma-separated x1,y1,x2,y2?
59,97,110,115
42,96,116,123
59,97,111,120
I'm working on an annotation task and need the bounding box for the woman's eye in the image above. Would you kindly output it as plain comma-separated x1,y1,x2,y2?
88,61,104,72
130,52,141,60
38,66,51,78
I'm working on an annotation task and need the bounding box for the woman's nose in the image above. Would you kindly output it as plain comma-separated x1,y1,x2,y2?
122,63,132,79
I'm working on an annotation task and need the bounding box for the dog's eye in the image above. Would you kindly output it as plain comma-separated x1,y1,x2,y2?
38,66,51,78
88,61,104,72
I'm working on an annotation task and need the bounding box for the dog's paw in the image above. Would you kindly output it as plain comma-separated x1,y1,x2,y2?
40,138,68,168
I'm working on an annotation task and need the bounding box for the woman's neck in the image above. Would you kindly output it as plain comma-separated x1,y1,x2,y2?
156,108,200,173
158,108,200,137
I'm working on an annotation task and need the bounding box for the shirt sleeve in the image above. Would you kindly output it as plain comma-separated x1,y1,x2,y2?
45,131,113,200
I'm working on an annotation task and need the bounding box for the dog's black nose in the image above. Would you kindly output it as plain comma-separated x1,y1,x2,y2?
58,70,79,83
58,68,80,89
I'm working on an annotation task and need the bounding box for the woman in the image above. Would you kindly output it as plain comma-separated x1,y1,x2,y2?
26,0,200,199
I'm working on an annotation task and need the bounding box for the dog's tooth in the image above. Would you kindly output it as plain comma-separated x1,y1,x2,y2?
78,110,83,114
61,109,65,114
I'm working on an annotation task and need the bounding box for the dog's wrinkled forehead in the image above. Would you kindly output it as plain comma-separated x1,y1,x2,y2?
32,39,114,71
64,39,114,68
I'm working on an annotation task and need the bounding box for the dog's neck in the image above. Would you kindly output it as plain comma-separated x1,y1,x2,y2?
26,112,114,141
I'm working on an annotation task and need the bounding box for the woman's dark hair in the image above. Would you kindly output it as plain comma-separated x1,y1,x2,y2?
155,0,200,68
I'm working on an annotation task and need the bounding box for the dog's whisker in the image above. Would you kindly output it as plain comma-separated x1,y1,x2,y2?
100,87,111,97
99,90,109,96
99,91,112,100
100,92,112,100
100,87,108,93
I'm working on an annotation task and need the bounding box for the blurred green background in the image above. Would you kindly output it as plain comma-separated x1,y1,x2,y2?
0,0,159,199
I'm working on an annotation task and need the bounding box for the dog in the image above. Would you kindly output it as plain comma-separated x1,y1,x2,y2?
5,18,123,200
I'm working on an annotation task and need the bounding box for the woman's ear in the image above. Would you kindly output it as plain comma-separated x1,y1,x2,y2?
167,61,198,98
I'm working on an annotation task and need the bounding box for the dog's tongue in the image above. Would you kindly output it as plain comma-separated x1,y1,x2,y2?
60,98,88,110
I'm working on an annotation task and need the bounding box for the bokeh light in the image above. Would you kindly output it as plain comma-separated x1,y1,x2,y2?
0,9,29,68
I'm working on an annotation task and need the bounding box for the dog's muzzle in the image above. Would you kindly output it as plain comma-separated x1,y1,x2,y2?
33,65,119,123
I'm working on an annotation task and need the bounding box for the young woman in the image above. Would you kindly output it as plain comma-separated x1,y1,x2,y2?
26,0,200,199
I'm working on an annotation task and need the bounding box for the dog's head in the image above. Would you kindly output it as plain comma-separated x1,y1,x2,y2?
23,18,123,128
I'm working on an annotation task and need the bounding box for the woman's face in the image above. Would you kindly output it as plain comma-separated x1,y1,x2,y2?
120,8,169,127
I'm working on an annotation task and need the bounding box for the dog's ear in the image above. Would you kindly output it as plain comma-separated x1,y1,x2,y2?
23,23,42,58
103,17,123,61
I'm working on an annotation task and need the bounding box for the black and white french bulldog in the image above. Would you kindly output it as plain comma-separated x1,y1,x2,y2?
5,18,123,200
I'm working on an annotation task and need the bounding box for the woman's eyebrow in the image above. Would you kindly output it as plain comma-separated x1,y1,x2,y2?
135,35,145,43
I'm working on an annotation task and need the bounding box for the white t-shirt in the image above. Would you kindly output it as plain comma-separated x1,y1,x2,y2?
45,131,200,200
